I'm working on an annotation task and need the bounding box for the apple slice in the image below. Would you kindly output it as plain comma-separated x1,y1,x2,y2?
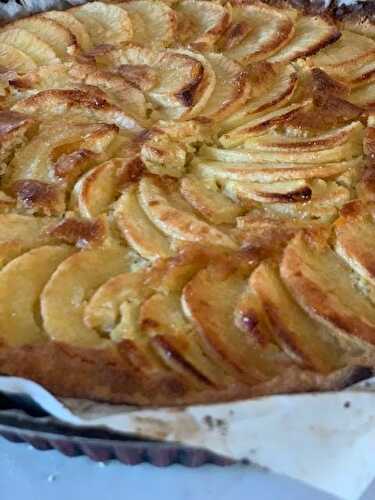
176,0,230,49
199,53,250,120
70,2,133,45
0,29,59,65
269,15,340,63
335,201,375,287
349,81,375,109
182,260,283,383
42,10,91,52
138,176,237,249
71,158,124,218
221,63,298,132
12,89,142,133
251,262,344,372
120,0,177,48
223,3,294,63
180,174,242,224
193,156,361,183
140,292,229,387
0,214,57,268
281,232,375,347
0,245,74,347
114,185,174,260
0,110,36,167
219,100,311,148
0,42,36,72
224,179,312,204
41,242,131,347
5,16,77,58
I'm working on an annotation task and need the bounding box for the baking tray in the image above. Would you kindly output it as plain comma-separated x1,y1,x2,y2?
0,391,236,466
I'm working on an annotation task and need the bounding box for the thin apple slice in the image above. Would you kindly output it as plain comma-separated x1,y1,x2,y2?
0,214,57,268
349,81,375,109
199,53,250,120
0,29,59,65
12,89,142,133
41,242,131,347
219,100,311,148
223,3,294,63
140,292,227,387
250,262,344,372
7,122,117,187
138,176,237,249
335,201,375,287
224,179,312,204
310,30,375,71
0,42,36,72
0,110,36,167
5,16,77,59
182,260,283,383
120,0,177,48
71,158,124,218
0,245,74,347
220,63,298,132
242,121,364,152
193,156,361,183
42,10,91,51
70,1,133,45
269,15,340,63
114,185,174,260
176,0,230,49
281,232,375,347
180,174,242,224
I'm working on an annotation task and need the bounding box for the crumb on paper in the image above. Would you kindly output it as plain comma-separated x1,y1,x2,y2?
47,474,58,483
344,401,351,409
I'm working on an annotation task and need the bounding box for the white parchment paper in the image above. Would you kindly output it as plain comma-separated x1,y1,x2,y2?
2,375,375,500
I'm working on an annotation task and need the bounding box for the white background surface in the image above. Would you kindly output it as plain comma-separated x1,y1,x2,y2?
1,438,375,500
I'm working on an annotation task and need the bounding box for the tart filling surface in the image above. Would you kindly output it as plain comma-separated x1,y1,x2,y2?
0,0,374,405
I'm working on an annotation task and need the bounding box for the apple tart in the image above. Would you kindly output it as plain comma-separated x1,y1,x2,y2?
0,0,374,405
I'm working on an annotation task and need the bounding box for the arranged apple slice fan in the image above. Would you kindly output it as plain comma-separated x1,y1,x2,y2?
0,0,374,406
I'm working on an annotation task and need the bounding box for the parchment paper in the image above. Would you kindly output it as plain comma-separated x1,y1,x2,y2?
2,375,375,500
1,0,375,499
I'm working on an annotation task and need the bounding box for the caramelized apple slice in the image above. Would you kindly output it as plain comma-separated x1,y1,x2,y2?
0,214,57,268
176,0,230,49
7,122,117,187
219,100,311,148
0,110,36,167
138,176,237,249
71,158,124,218
71,2,133,45
41,242,131,347
349,81,375,110
221,63,298,131
224,179,311,204
182,260,282,383
193,156,361,183
114,185,174,260
199,53,250,120
42,10,91,51
180,174,242,224
5,16,77,58
269,15,340,63
120,0,176,48
223,3,294,63
141,292,228,387
251,262,343,372
12,89,142,133
0,42,36,72
0,29,59,65
281,232,375,347
0,245,74,347
335,201,375,287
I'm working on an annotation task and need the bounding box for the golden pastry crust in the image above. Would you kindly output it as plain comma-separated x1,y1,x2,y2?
0,0,374,406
